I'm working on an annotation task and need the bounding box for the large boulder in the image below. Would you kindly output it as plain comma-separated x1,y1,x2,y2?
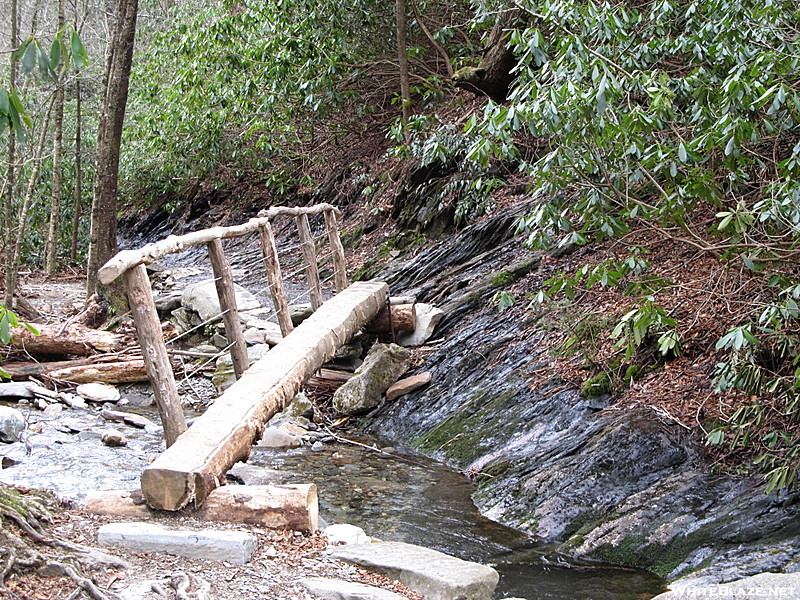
333,344,411,415
0,407,25,443
182,279,261,322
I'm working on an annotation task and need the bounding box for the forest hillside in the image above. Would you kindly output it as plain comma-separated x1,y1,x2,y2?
1,0,799,496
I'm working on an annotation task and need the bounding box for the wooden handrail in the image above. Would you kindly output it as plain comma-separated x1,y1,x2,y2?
98,203,341,284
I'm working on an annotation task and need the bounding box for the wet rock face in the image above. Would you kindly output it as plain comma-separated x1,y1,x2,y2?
0,406,26,442
363,210,800,582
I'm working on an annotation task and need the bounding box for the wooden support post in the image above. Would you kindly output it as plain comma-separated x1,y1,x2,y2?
124,264,186,447
207,239,249,380
259,222,294,337
295,213,323,311
324,209,349,293
140,281,389,511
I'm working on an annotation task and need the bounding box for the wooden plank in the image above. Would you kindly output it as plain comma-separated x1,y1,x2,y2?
98,203,341,284
141,281,389,511
324,209,349,292
259,222,294,337
124,264,187,447
48,360,150,384
296,213,323,311
207,239,249,379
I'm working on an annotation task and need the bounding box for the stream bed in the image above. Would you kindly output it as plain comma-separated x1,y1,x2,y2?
0,394,664,600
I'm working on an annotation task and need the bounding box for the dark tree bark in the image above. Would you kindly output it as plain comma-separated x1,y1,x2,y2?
70,74,83,262
45,0,67,276
452,15,519,103
396,0,411,140
3,0,19,306
86,0,138,299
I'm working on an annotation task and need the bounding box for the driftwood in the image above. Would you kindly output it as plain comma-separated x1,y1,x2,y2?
9,323,126,356
140,281,388,511
198,484,318,532
47,360,151,384
364,304,416,333
305,368,354,394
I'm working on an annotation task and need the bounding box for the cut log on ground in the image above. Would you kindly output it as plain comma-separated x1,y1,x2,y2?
141,281,389,511
9,323,127,356
364,304,415,334
305,368,354,395
48,360,152,384
198,484,318,532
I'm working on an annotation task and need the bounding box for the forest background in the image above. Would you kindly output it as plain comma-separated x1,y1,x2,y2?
0,0,798,491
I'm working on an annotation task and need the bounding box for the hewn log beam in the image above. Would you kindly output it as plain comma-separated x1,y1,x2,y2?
140,281,389,511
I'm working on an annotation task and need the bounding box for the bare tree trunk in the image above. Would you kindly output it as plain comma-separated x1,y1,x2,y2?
396,0,411,142
45,0,67,276
87,0,138,299
70,74,82,262
3,0,19,305
5,98,56,305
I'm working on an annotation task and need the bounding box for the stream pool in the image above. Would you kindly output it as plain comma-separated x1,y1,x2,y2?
0,399,665,599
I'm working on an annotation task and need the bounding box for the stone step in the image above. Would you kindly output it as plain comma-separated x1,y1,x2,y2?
97,522,258,564
300,577,407,600
331,541,499,600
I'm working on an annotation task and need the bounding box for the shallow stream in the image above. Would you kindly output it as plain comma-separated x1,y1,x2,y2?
0,395,664,600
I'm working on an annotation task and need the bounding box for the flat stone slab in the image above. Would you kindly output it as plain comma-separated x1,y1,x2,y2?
652,572,800,599
331,542,499,600
97,522,257,564
300,577,407,600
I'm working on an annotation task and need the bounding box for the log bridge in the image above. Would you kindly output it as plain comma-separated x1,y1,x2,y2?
99,204,389,511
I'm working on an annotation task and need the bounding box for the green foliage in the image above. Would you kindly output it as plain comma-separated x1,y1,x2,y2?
492,289,515,312
0,304,39,379
391,115,507,223
0,87,29,140
123,0,393,198
443,0,800,490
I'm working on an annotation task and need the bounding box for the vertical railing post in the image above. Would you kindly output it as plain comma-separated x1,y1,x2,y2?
259,221,294,337
324,209,349,293
124,264,187,447
207,238,249,379
295,213,323,310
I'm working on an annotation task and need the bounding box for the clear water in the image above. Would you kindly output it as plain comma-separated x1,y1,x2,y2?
247,436,666,600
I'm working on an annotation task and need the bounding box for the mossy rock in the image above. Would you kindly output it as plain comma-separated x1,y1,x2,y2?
581,371,614,398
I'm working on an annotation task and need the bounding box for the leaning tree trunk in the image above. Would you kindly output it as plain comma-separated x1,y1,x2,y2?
70,73,82,263
396,0,411,141
45,0,67,276
87,0,138,300
452,13,520,103
3,0,19,305
5,98,56,306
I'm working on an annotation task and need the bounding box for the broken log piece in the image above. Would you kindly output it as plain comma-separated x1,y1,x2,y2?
83,489,153,519
364,304,416,333
9,323,126,356
305,368,354,394
141,281,389,511
47,360,152,384
1,357,98,380
198,484,318,532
